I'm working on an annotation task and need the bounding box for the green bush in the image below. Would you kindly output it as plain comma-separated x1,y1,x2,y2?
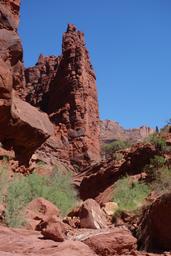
147,134,166,151
0,161,8,204
112,176,150,212
103,140,131,158
150,155,166,169
4,168,77,227
151,167,171,194
5,175,31,227
145,155,166,181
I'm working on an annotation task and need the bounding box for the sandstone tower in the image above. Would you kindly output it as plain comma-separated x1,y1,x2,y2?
25,24,101,168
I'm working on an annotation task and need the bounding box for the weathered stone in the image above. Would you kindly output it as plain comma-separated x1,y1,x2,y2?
84,227,137,256
4,94,53,163
79,199,107,229
40,217,66,242
25,197,60,230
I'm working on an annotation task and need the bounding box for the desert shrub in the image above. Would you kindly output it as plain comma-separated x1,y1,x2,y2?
147,134,166,151
151,167,171,194
150,155,166,169
5,168,77,227
103,140,131,158
145,155,166,181
43,169,78,215
0,161,8,204
112,176,150,212
5,175,31,227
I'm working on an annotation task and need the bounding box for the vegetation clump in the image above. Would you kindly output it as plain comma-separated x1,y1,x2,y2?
147,133,166,151
112,176,150,212
144,155,166,181
103,140,131,158
0,165,77,227
151,167,171,194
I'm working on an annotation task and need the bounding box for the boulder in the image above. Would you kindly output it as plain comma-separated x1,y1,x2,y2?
84,227,137,256
40,216,66,242
79,199,107,229
9,94,54,162
138,192,171,252
25,197,60,230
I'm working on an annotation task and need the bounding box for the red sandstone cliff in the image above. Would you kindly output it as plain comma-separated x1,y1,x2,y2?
0,0,53,164
25,24,101,168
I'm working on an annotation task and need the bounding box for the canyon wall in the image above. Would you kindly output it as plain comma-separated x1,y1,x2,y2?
100,120,154,144
0,0,53,164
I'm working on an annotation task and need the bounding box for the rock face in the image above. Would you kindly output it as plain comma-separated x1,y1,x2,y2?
0,0,53,164
138,192,171,252
100,120,154,144
25,55,60,109
25,24,101,168
0,0,25,96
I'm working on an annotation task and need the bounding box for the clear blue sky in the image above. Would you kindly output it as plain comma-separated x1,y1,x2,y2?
19,0,171,129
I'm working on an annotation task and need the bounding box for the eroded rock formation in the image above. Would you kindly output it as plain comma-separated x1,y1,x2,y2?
25,24,101,168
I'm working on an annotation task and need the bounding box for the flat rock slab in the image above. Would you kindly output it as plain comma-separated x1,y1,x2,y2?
0,226,97,256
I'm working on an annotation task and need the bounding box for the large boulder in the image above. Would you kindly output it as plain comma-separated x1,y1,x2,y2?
9,94,53,162
138,192,171,252
84,227,137,256
25,197,60,230
79,199,107,229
